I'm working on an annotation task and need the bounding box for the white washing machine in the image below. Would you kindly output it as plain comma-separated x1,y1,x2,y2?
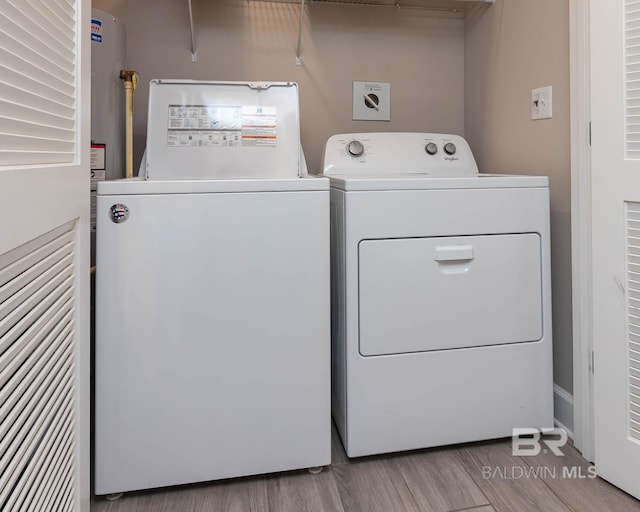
95,81,330,495
323,132,554,458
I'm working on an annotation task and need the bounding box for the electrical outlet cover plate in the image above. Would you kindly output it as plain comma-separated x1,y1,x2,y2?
353,81,390,121
532,86,553,120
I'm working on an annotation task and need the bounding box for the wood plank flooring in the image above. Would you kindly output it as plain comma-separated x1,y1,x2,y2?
92,424,640,512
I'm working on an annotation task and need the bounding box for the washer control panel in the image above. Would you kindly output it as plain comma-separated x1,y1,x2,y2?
321,133,478,175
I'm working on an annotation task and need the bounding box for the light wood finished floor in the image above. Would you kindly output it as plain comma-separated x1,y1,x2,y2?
92,424,640,512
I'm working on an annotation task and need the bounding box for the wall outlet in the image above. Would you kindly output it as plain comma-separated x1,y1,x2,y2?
353,81,390,121
532,86,552,120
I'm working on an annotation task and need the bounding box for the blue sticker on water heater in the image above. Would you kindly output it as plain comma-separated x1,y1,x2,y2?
91,18,102,43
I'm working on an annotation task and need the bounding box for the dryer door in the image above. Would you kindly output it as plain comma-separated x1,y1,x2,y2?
358,233,543,356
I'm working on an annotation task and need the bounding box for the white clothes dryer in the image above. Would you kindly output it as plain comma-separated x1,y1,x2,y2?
94,81,330,495
322,132,554,458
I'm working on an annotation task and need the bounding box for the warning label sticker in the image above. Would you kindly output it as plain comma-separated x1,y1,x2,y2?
167,105,277,147
91,18,102,43
90,168,105,232
240,105,277,147
91,143,106,170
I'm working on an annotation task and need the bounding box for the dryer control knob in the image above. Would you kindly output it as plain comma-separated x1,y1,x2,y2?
425,143,438,155
444,142,457,155
347,140,365,157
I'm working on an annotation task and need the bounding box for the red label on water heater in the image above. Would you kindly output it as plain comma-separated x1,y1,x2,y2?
91,144,106,171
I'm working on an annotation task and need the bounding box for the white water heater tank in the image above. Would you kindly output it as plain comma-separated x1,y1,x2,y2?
91,8,126,181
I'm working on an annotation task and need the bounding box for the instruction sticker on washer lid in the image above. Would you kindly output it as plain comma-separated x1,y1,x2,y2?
166,104,278,147
166,104,243,147
167,130,242,147
241,106,277,147
168,105,242,130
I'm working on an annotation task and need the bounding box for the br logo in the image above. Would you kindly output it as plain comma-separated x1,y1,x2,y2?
512,428,569,456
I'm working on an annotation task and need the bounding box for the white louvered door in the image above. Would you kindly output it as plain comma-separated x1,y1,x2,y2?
591,0,640,499
0,0,90,511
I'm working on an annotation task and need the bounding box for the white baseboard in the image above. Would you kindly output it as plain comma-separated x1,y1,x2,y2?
554,384,574,438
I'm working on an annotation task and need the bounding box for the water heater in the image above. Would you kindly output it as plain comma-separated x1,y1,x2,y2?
91,9,126,264
91,9,126,219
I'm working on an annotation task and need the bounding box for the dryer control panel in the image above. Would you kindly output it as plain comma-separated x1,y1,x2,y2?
321,133,478,175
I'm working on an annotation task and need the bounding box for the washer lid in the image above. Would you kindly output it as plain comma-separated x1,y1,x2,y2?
145,80,301,181
328,173,549,191
97,176,328,195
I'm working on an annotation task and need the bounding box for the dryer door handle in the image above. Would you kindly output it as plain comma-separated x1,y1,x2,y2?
434,245,474,262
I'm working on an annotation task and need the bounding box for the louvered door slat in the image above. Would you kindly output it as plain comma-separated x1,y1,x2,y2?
0,102,75,139
0,333,72,452
19,0,75,46
0,226,73,294
0,133,75,153
0,292,73,428
0,309,72,393
0,300,73,394
627,0,640,156
26,422,73,511
39,450,74,512
8,400,73,512
25,422,74,512
0,26,74,87
0,342,74,498
0,221,78,511
7,400,73,511
627,202,640,441
0,280,73,352
0,368,73,506
0,116,75,142
0,0,77,166
0,151,74,166
27,428,73,511
49,461,75,512
0,80,75,118
0,69,75,110
2,2,74,65
56,0,75,10
0,315,73,427
0,241,73,332
0,368,73,510
0,253,73,323
43,0,75,29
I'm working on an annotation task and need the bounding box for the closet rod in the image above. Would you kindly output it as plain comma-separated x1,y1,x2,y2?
309,1,461,12
248,0,464,14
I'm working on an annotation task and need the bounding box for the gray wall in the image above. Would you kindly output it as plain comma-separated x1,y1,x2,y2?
92,0,465,173
465,0,573,394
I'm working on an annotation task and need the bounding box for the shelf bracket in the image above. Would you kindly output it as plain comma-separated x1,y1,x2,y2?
188,0,197,61
296,0,306,65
